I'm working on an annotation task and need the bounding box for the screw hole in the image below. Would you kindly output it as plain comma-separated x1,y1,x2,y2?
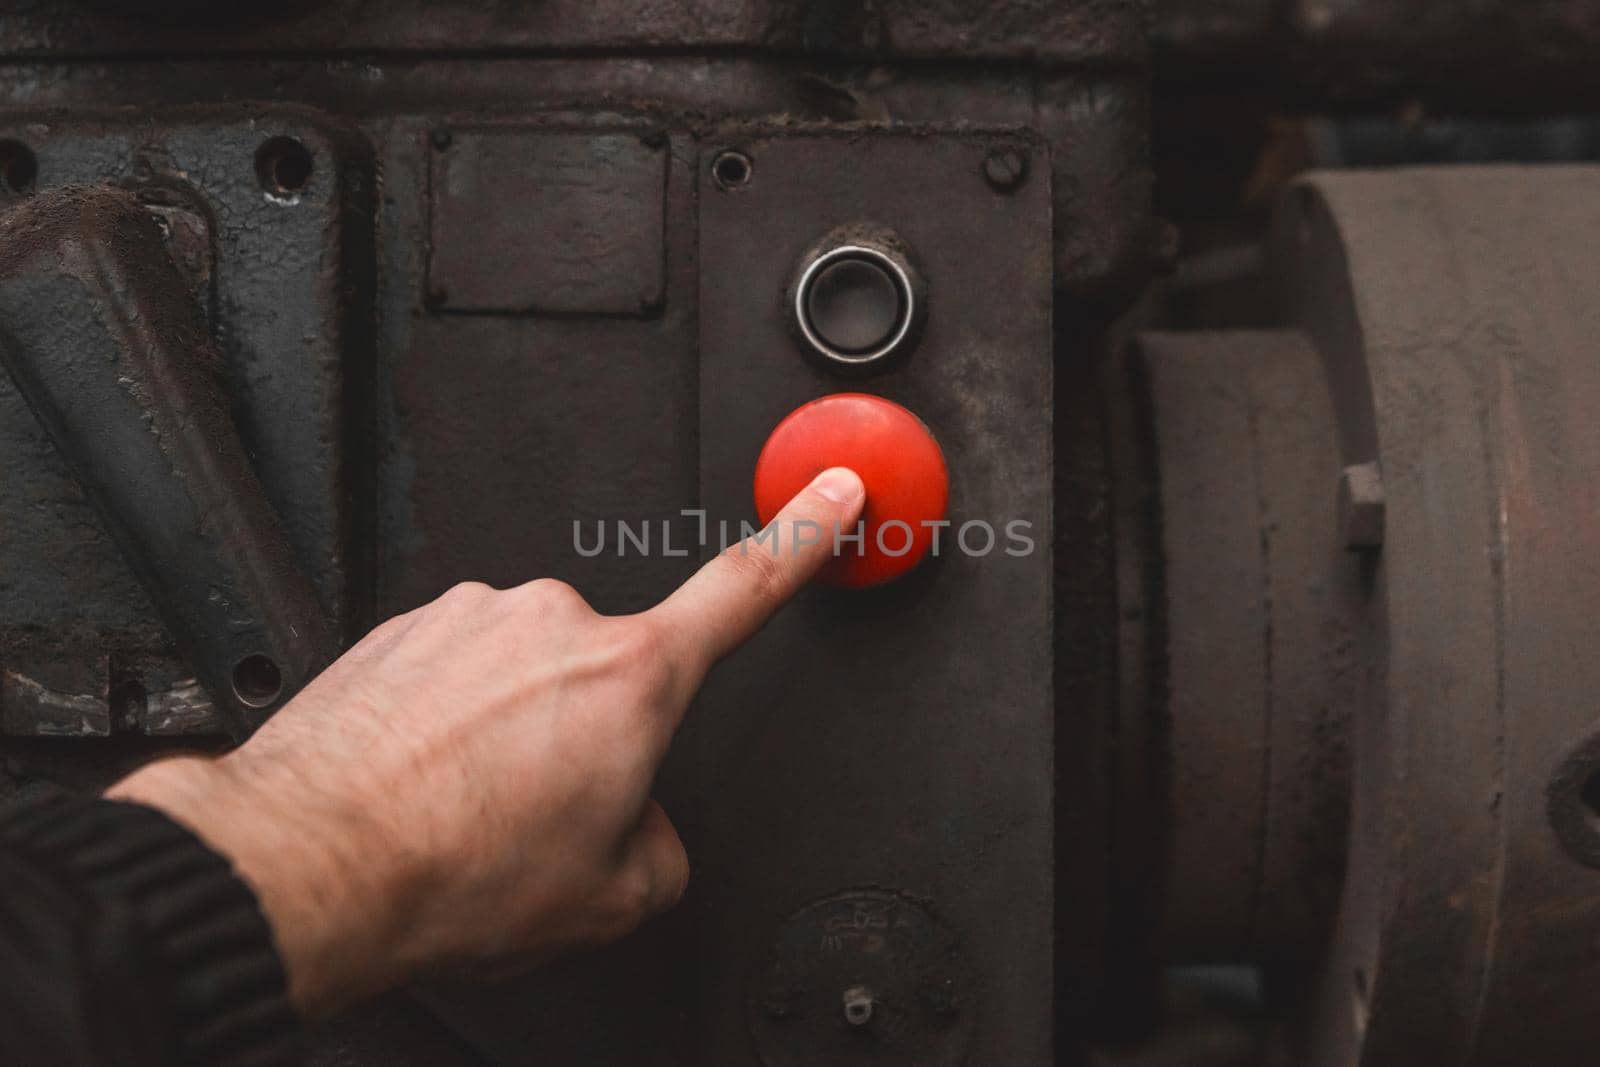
712,150,753,190
841,986,874,1027
108,674,147,732
255,136,313,197
0,140,38,194
232,654,283,708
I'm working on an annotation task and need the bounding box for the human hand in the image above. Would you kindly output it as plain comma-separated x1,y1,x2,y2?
106,467,865,1014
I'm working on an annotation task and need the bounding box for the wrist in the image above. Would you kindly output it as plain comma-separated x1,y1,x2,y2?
106,752,418,1014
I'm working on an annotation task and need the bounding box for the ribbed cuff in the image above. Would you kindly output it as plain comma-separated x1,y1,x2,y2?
1,789,303,1066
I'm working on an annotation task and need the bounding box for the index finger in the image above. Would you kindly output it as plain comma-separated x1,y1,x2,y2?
647,466,865,676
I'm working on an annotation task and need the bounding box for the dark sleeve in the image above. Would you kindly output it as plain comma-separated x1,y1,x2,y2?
0,789,303,1066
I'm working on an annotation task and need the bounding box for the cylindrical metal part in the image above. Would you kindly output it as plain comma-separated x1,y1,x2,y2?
1277,165,1600,1067
1133,328,1359,964
793,243,918,369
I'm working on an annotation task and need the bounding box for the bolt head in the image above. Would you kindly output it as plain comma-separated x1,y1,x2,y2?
982,147,1029,192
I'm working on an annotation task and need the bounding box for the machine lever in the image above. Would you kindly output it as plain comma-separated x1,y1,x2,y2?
0,186,336,739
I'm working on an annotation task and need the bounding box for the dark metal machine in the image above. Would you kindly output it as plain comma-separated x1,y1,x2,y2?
3,2,1600,1064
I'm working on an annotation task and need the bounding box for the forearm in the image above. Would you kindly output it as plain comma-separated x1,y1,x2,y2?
0,786,301,1065
107,748,422,1015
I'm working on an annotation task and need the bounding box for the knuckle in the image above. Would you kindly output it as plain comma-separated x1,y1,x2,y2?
661,846,691,909
346,610,412,657
439,580,495,606
367,611,409,640
604,868,655,937
723,541,790,602
519,577,588,615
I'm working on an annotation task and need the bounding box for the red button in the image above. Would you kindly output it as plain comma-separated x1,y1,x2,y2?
753,393,949,588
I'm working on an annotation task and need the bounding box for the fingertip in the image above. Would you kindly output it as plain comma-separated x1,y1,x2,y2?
810,466,864,506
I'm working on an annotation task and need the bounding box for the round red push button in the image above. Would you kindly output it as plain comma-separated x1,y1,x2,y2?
753,393,949,588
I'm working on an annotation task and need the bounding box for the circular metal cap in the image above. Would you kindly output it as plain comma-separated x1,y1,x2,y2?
795,245,915,367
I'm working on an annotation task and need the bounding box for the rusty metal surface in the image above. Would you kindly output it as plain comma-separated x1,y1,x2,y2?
373,116,701,622
428,127,669,316
693,126,1055,1065
0,108,370,736
256,119,1055,1065
1271,166,1600,1066
1110,165,1600,1064
0,63,1156,313
0,186,335,738
371,118,707,1058
2,5,1599,1067
7,6,1600,1066
0,0,1150,65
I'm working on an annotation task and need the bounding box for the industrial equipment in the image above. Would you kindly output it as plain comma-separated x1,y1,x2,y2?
3,2,1600,1064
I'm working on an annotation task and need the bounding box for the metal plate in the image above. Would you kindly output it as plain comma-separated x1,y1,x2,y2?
0,1,1146,65
374,118,702,1065
0,108,370,735
429,128,667,315
695,126,1055,1066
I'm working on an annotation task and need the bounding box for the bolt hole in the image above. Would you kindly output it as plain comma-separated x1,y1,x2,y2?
232,654,283,709
841,986,874,1027
108,674,147,732
0,140,38,194
255,136,313,197
712,150,752,190
1548,738,1600,868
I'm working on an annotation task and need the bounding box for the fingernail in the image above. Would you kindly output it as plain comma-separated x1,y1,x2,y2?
811,466,864,504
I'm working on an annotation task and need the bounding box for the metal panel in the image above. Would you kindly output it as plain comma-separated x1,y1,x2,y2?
0,1,1148,65
429,129,668,316
695,127,1056,1065
372,119,702,1065
0,109,370,735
